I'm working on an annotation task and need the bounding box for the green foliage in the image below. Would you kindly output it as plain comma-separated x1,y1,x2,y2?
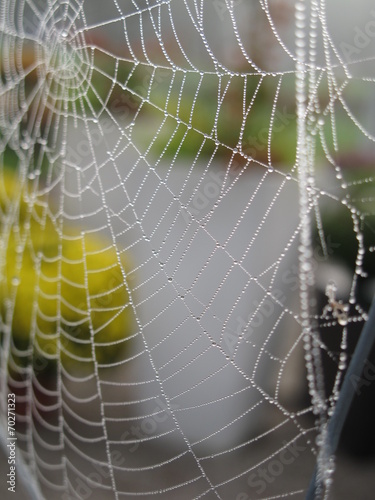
133,72,297,165
0,170,135,377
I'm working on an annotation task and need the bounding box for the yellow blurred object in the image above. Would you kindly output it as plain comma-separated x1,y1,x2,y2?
0,169,135,374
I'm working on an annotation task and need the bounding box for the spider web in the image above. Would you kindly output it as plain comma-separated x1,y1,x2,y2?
0,0,374,498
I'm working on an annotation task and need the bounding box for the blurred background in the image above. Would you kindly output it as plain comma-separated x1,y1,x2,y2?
1,0,375,498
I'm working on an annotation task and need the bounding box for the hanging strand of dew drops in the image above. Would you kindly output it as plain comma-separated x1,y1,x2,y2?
295,2,331,499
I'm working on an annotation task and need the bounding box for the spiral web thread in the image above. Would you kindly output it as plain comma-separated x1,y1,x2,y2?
0,1,374,498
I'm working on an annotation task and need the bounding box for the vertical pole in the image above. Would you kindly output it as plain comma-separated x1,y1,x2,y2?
306,296,375,499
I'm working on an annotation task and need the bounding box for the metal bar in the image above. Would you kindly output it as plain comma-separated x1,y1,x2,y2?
306,295,375,499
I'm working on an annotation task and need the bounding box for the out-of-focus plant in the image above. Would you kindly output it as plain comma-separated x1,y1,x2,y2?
0,168,136,378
